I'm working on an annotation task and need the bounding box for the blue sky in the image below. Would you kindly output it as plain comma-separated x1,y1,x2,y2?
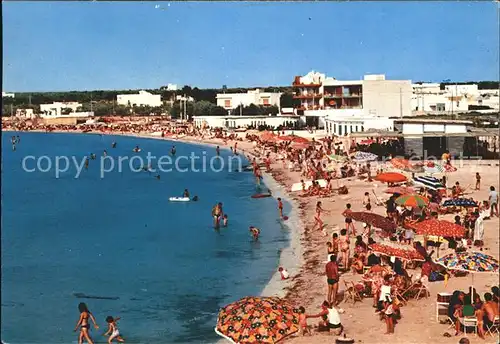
3,2,499,92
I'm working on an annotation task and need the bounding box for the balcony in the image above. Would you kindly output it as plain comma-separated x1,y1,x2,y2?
292,82,322,88
293,93,323,99
324,93,362,98
296,105,324,111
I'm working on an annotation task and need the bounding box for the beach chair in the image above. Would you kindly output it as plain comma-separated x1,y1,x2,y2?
462,316,478,337
343,281,363,305
485,316,499,336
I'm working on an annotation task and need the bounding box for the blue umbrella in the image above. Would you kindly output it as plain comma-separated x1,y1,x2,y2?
442,199,478,208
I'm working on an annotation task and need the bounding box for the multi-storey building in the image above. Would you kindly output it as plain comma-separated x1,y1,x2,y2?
292,71,413,132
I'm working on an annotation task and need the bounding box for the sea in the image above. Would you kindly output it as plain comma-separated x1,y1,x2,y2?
1,132,292,343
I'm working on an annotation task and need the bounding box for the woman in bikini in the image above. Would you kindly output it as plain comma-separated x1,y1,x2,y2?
74,302,99,344
312,201,329,231
339,229,350,271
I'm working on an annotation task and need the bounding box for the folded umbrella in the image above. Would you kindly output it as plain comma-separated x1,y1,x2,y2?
369,241,425,261
442,199,478,208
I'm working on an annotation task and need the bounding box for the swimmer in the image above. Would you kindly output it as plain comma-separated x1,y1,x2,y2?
104,315,124,343
183,189,190,198
212,203,221,229
85,158,89,170
218,202,224,217
171,146,176,156
192,196,199,201
216,146,220,156
90,153,96,160
223,214,228,227
249,226,260,240
133,145,140,152
103,150,107,157
155,175,160,180
111,142,117,148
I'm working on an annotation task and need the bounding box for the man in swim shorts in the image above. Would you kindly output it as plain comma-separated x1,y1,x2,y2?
325,255,339,306
277,198,284,219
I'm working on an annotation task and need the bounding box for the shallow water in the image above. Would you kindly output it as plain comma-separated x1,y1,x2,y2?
1,132,291,343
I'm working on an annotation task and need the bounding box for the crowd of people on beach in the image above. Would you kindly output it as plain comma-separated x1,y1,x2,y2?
5,117,499,342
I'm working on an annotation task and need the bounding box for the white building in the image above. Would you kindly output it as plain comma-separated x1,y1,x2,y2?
2,92,15,98
412,83,499,114
216,89,282,111
166,83,178,91
193,115,298,130
40,101,83,116
116,90,162,107
293,71,413,129
15,108,35,118
325,115,395,136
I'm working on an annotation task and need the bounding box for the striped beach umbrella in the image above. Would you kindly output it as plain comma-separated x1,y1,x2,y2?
395,194,429,208
413,176,445,190
424,163,444,174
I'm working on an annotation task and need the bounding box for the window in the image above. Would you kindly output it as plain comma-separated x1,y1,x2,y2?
334,123,337,133
344,125,348,135
224,100,231,108
350,125,353,133
262,98,270,105
339,125,343,136
361,126,364,132
436,103,445,111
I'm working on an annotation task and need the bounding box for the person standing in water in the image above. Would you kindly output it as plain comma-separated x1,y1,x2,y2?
212,203,221,229
11,136,16,151
111,142,117,148
171,146,176,156
249,226,260,240
103,150,108,157
74,302,99,344
277,198,284,219
84,157,89,170
183,189,190,198
216,146,220,156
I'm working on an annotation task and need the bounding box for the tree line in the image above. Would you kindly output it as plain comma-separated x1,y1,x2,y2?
2,85,297,117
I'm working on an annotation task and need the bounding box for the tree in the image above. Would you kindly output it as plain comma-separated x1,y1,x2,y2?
193,100,215,116
244,103,262,116
209,106,228,116
260,105,279,116
280,93,295,108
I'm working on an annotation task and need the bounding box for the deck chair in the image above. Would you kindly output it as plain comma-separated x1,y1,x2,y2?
343,281,363,305
486,316,499,336
462,316,478,337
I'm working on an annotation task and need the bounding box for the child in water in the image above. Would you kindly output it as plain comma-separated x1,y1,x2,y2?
223,214,228,227
104,316,125,343
249,226,260,240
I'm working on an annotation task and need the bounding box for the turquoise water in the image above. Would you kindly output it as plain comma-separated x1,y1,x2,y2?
1,132,291,343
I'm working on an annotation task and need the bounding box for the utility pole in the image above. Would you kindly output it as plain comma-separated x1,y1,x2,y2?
451,85,454,117
10,104,13,117
399,87,403,118
28,94,32,106
240,102,242,116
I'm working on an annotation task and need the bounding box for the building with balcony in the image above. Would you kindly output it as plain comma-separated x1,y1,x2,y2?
116,90,162,107
412,83,499,114
39,101,87,117
193,114,298,130
292,71,413,129
216,89,282,111
2,92,15,98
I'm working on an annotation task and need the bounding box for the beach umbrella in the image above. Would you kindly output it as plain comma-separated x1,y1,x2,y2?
374,172,407,184
436,251,499,274
435,251,499,300
410,219,466,238
360,139,375,145
390,158,411,170
423,162,444,174
413,176,445,191
291,142,310,150
215,296,300,344
395,194,429,208
385,186,415,195
352,151,378,161
344,212,397,232
291,136,310,144
327,154,347,162
277,135,293,141
442,199,478,208
369,241,425,261
444,164,457,172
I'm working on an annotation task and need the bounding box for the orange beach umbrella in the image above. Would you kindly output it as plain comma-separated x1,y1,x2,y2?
374,172,407,184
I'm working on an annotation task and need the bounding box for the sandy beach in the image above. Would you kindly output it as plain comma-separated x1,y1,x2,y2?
5,127,499,344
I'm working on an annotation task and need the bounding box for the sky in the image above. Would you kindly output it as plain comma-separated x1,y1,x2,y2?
3,1,499,92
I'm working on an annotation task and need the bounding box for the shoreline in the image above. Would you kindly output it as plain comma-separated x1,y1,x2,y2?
5,129,305,300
